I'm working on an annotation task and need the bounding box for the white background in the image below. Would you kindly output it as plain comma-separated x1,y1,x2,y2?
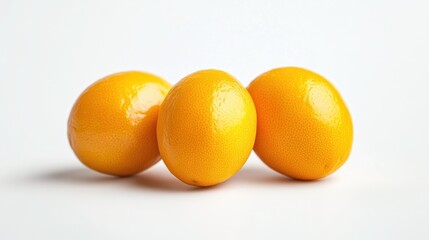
1,0,429,239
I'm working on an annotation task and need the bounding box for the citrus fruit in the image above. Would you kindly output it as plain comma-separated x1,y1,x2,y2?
247,67,353,180
157,69,257,186
68,71,171,177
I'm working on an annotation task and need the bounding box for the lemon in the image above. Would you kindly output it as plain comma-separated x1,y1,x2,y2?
248,67,353,180
157,69,257,186
68,71,171,176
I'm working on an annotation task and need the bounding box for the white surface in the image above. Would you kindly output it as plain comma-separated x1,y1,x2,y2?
1,0,429,239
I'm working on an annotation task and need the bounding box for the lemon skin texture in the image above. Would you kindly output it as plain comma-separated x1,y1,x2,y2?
247,67,353,180
157,69,257,187
68,71,171,177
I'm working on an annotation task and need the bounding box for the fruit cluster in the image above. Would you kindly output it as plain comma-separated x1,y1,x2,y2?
68,67,353,187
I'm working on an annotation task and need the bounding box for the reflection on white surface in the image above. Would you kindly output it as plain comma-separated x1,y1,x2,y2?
3,157,429,239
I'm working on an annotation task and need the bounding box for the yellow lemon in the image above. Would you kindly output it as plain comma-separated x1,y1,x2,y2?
68,71,171,177
248,67,353,180
157,69,257,186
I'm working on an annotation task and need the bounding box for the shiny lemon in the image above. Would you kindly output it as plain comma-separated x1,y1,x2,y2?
157,69,257,186
68,71,171,176
248,67,353,180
